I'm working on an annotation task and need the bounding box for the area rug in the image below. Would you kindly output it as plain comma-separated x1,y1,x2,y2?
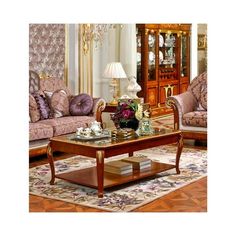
29,145,207,212
151,114,174,130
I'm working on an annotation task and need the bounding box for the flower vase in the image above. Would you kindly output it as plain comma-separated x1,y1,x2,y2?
119,118,139,131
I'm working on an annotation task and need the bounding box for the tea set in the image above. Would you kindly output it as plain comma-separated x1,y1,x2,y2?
76,121,103,138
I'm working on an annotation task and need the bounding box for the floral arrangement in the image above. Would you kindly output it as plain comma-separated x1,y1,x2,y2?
111,99,139,128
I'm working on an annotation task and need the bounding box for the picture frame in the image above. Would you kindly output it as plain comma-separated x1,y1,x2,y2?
198,34,207,50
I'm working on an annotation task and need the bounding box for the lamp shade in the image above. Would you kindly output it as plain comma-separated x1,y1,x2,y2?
103,62,127,79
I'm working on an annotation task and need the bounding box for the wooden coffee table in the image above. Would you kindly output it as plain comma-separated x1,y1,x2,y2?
47,129,183,198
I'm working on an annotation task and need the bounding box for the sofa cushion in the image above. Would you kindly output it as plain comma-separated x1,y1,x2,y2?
32,92,52,120
69,93,93,116
39,77,71,96
199,83,207,110
29,94,40,122
182,111,207,128
44,89,70,118
39,116,95,136
188,72,207,101
29,122,53,141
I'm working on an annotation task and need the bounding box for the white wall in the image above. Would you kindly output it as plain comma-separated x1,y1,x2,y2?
92,24,137,101
93,26,120,101
120,24,137,96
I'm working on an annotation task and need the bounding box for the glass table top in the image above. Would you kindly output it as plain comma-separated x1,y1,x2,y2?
50,128,180,148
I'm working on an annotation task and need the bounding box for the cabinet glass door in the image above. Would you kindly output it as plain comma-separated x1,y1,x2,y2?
159,32,177,80
148,32,156,81
136,28,142,82
181,34,187,77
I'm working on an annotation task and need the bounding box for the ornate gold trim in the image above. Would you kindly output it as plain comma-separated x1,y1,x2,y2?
178,133,184,147
174,122,178,130
164,84,174,98
96,150,103,164
81,24,91,55
79,24,93,95
159,29,186,35
166,99,179,130
47,144,52,156
39,72,51,80
166,98,177,110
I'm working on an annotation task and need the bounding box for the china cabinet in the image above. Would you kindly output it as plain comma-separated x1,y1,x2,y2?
136,24,191,115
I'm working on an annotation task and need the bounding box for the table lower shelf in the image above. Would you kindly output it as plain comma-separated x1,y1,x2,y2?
55,161,176,189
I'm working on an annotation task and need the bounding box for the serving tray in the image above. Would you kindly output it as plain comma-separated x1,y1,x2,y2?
71,134,111,141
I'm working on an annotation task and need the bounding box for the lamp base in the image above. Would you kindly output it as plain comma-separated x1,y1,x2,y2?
109,78,120,106
109,98,118,106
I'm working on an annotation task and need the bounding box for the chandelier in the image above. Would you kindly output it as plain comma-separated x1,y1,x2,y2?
81,24,116,54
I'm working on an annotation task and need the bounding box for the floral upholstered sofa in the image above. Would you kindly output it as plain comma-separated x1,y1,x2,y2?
29,71,106,157
166,72,207,140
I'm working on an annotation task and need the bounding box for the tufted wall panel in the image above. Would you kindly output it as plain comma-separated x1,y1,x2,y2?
29,24,66,81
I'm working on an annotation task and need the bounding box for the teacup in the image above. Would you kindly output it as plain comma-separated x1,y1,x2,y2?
76,127,84,136
80,128,92,137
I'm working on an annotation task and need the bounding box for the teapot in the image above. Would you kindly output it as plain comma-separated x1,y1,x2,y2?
89,121,102,136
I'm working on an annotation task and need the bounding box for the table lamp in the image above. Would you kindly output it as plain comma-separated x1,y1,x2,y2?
103,62,127,105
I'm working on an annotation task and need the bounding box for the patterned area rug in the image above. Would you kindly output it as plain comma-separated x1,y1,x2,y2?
29,145,207,212
151,114,174,129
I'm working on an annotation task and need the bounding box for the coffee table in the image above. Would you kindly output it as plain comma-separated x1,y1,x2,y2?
47,129,183,198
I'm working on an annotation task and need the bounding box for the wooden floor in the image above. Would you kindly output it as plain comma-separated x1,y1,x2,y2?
29,141,207,212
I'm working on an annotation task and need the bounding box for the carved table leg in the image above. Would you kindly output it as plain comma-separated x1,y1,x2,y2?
176,133,183,174
47,142,55,185
96,150,105,198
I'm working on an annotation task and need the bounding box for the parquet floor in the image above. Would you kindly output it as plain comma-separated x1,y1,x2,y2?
29,142,207,212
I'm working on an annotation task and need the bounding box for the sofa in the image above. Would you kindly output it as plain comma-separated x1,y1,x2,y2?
29,70,106,157
166,72,207,140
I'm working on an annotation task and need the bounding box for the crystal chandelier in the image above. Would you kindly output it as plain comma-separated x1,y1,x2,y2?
81,24,116,54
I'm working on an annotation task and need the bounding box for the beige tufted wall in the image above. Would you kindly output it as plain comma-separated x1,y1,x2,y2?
29,24,66,81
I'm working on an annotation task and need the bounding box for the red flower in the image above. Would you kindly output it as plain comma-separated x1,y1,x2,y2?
111,99,138,128
122,109,134,119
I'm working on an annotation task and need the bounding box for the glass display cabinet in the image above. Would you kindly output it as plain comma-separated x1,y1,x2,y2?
136,24,191,113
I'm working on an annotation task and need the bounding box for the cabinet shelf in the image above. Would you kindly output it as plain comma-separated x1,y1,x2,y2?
159,63,176,66
159,46,176,49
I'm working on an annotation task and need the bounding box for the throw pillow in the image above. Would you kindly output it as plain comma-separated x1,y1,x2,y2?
29,94,40,122
32,92,51,120
199,83,207,110
45,89,70,118
69,93,93,116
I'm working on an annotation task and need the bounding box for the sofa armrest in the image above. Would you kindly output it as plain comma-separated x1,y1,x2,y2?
166,91,197,130
90,98,106,122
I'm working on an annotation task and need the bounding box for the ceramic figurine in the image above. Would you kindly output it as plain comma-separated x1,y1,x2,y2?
127,76,141,98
